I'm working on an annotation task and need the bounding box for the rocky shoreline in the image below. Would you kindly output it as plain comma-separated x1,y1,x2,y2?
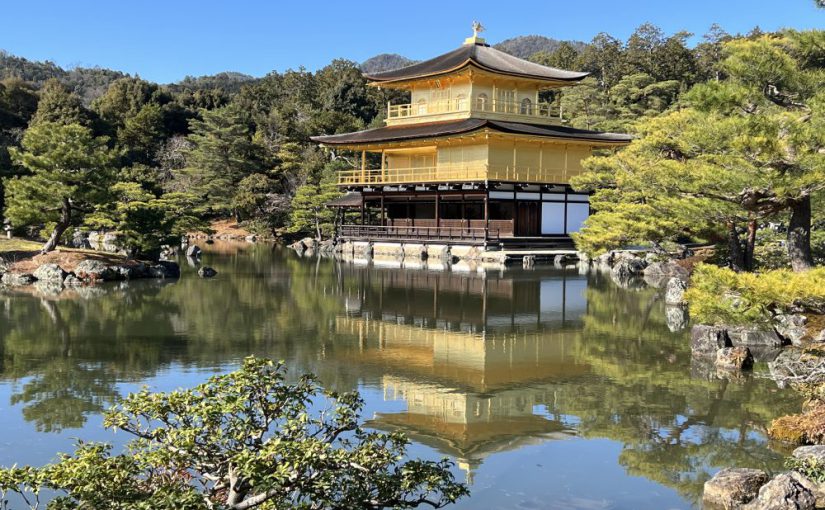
0,258,182,294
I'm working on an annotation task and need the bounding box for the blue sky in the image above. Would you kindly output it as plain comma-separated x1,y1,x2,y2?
2,0,822,83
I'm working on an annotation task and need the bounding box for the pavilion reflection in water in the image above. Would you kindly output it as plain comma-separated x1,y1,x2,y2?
334,265,590,481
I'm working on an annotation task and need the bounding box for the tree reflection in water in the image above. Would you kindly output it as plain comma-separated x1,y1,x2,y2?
0,242,802,505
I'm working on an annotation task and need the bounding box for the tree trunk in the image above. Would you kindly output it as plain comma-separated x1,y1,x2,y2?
41,197,71,253
727,221,745,272
788,195,814,272
744,218,757,272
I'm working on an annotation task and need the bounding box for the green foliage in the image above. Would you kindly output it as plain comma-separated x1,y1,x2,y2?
85,181,207,258
29,79,91,127
787,456,825,483
177,106,264,217
288,179,342,240
685,264,825,325
0,357,468,509
5,123,115,249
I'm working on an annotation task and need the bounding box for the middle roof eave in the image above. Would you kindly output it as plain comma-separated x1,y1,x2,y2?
310,119,633,147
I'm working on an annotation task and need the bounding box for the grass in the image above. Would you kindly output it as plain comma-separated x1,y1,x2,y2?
0,237,43,254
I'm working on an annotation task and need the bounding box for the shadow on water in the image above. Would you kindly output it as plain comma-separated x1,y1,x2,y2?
0,241,802,508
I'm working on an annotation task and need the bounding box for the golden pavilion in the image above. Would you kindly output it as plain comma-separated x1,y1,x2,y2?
313,24,631,249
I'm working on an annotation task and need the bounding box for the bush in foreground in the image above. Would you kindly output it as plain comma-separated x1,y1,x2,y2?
0,357,468,509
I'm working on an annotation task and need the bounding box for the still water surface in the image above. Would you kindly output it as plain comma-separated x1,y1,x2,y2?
0,242,801,509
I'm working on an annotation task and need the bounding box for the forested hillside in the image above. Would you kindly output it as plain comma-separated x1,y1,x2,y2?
1,22,819,264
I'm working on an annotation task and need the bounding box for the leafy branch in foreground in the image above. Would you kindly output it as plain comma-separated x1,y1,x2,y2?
0,357,468,509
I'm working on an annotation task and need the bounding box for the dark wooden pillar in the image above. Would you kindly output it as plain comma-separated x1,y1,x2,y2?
435,190,440,229
484,193,489,241
380,190,385,227
360,194,365,226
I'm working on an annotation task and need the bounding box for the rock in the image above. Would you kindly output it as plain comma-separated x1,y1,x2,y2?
793,445,825,464
553,254,575,266
666,305,689,332
743,473,815,510
318,239,336,255
63,274,82,286
769,349,807,387
33,263,67,282
198,266,217,278
644,260,690,288
789,472,825,510
69,231,91,249
716,346,754,371
523,255,535,268
245,234,257,243
186,245,202,259
815,330,825,343
703,467,768,509
727,326,785,348
148,261,180,279
1,272,36,286
75,260,117,282
205,239,214,245
665,277,688,305
691,325,732,356
115,263,147,280
595,252,613,267
776,314,809,346
612,256,648,282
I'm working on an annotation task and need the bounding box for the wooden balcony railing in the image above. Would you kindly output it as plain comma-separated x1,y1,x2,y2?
387,97,560,122
338,164,568,186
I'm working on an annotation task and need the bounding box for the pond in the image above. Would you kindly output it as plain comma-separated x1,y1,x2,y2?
0,242,801,509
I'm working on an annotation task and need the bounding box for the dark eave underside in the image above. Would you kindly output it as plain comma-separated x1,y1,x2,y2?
311,118,632,146
363,43,589,84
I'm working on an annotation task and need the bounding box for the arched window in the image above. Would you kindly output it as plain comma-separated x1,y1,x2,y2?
476,93,489,111
417,99,427,115
455,93,467,111
520,98,533,115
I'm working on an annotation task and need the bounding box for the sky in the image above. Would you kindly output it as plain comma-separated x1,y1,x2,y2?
2,0,822,84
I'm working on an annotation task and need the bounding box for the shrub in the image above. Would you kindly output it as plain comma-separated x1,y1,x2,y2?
685,264,825,325
0,357,468,509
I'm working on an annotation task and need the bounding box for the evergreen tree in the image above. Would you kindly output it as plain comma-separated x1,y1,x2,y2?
288,178,341,240
6,123,116,252
177,106,263,218
29,79,91,127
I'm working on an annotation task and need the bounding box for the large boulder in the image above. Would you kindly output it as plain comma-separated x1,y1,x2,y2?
793,445,825,464
33,263,67,282
665,277,688,305
75,260,117,282
611,256,648,281
186,245,202,259
115,263,148,280
728,326,786,349
1,272,36,286
743,473,815,510
644,260,690,288
692,325,732,356
716,346,754,371
776,314,809,346
788,472,825,510
69,231,91,249
148,261,180,279
703,467,769,509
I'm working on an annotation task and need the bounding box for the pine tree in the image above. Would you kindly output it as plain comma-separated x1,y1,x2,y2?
6,123,116,252
29,79,91,127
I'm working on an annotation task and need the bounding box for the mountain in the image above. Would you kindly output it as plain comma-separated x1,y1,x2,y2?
493,35,585,59
0,50,127,103
360,54,415,74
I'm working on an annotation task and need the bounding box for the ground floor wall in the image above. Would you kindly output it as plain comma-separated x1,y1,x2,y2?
345,185,590,240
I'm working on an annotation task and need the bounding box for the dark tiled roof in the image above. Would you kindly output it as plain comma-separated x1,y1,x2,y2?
311,119,632,145
364,43,589,83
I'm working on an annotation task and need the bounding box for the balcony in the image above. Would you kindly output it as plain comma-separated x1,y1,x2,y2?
386,97,561,125
337,164,569,186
